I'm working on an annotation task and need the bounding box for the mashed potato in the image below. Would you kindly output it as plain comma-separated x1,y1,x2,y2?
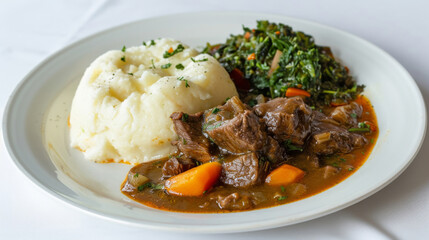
69,38,238,164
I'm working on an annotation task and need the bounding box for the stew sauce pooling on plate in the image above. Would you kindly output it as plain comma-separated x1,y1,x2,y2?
121,95,377,213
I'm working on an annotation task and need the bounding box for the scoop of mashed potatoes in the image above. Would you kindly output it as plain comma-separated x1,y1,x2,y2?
69,38,238,164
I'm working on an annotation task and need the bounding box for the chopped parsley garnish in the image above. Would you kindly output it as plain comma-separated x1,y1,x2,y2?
175,63,185,70
150,59,156,69
121,45,126,52
161,63,172,69
358,122,370,129
182,138,187,145
177,76,190,88
348,167,354,171
340,158,346,162
191,57,208,63
133,173,139,178
370,138,374,144
163,44,185,58
128,73,134,76
331,162,339,167
350,113,357,119
348,128,370,132
204,122,222,131
150,40,156,46
349,122,371,132
152,160,162,166
142,41,146,46
280,186,285,192
181,113,189,122
248,99,257,107
284,139,303,151
212,108,220,114
277,196,287,201
120,56,126,62
137,182,163,191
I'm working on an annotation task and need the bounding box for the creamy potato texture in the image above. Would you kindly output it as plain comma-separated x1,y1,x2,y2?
69,39,238,164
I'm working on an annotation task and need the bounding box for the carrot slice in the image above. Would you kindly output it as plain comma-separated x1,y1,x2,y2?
167,47,174,53
285,87,311,97
265,164,305,186
165,162,222,196
330,101,348,107
247,53,256,60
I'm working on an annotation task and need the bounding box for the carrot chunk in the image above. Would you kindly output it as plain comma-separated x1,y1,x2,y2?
285,87,311,97
265,164,305,186
330,100,348,107
167,47,174,53
165,162,222,196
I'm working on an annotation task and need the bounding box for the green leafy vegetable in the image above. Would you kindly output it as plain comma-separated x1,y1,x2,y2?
121,45,126,52
204,20,363,106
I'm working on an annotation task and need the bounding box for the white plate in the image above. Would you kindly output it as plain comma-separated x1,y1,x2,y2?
2,12,427,233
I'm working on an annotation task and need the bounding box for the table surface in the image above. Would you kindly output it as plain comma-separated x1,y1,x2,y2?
1,1,428,239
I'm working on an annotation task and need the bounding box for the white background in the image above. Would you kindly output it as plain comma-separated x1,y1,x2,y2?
1,0,428,239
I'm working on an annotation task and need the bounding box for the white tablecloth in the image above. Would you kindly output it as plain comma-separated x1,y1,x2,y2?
1,1,428,239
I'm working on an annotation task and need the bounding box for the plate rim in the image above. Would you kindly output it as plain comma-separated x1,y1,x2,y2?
2,11,427,233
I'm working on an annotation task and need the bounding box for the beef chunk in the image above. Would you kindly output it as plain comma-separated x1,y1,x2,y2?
309,120,367,155
263,136,286,163
220,153,266,188
204,96,267,153
330,102,363,127
214,192,253,210
254,97,312,145
170,112,212,162
162,157,195,179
